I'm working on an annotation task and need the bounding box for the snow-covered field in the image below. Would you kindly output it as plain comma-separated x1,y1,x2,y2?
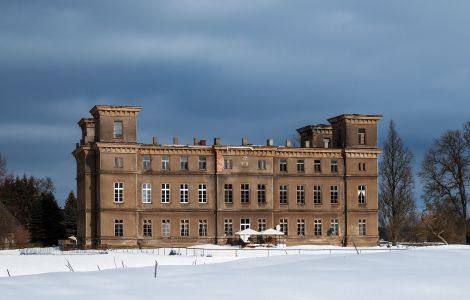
0,245,468,299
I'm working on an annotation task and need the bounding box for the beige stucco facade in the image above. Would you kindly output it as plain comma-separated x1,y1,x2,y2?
73,105,382,248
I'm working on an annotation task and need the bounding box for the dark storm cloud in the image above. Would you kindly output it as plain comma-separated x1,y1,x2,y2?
0,0,469,204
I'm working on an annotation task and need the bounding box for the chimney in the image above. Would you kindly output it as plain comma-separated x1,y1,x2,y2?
242,137,248,146
199,139,207,146
286,139,292,147
173,136,179,145
193,137,199,145
214,137,221,146
267,138,274,146
152,136,158,145
304,140,310,148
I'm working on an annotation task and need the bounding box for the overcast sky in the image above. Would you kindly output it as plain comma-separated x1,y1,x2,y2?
0,1,469,205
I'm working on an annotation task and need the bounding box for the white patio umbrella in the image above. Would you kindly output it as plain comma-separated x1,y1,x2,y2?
260,228,284,236
235,228,260,242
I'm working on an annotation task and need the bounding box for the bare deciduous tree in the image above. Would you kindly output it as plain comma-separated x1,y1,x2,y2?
420,126,470,244
379,120,416,244
0,153,6,182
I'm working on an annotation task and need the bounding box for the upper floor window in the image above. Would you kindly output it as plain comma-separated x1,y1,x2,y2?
143,155,151,171
313,185,322,204
297,160,305,173
114,182,124,203
314,160,321,173
224,159,233,169
257,184,266,203
142,183,152,203
323,138,331,149
198,184,207,203
180,156,189,171
358,128,366,145
161,183,170,203
114,157,123,169
359,219,367,236
241,184,250,203
358,185,366,204
161,156,170,171
296,185,305,204
240,218,250,230
280,159,287,172
180,183,189,203
258,160,267,170
224,184,233,203
199,156,207,171
331,160,338,173
330,185,339,204
280,185,288,205
113,121,123,139
358,162,366,171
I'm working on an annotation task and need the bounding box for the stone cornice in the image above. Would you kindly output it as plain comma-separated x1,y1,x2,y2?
344,149,381,158
90,105,141,118
328,114,382,125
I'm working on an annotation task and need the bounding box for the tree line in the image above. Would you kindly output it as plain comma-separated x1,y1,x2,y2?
0,155,77,247
379,120,470,245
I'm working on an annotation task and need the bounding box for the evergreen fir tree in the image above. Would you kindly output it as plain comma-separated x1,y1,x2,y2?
40,192,65,246
64,191,77,237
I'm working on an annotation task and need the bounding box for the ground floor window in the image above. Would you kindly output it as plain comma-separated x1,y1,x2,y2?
143,219,152,237
224,219,233,236
359,219,367,236
162,219,170,237
297,219,305,236
180,219,189,236
114,219,123,237
240,218,250,230
258,218,267,232
199,219,208,236
329,219,339,236
280,218,288,236
314,219,322,236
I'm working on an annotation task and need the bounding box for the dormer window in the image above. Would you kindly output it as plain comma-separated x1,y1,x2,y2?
114,121,123,139
358,128,366,145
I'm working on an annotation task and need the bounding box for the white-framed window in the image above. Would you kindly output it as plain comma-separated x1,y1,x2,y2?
279,159,287,172
359,219,367,236
258,218,267,232
314,160,321,173
330,219,339,236
331,160,338,173
114,157,123,168
314,219,322,236
114,182,124,203
358,185,366,204
358,128,366,145
241,184,250,203
198,184,207,203
224,159,232,169
180,156,189,170
142,183,152,203
280,185,288,204
258,160,267,170
161,183,170,203
143,155,151,171
224,184,233,203
257,184,266,203
330,185,339,204
180,219,189,237
199,156,207,171
280,218,288,236
113,121,123,139
296,185,305,204
323,138,331,148
224,219,233,236
180,184,189,203
297,219,305,236
198,219,208,237
143,219,152,237
162,219,170,237
240,218,250,231
161,156,170,170
297,160,305,173
114,219,123,237
313,185,322,204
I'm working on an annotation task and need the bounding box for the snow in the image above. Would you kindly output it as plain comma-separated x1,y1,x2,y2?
1,245,469,299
